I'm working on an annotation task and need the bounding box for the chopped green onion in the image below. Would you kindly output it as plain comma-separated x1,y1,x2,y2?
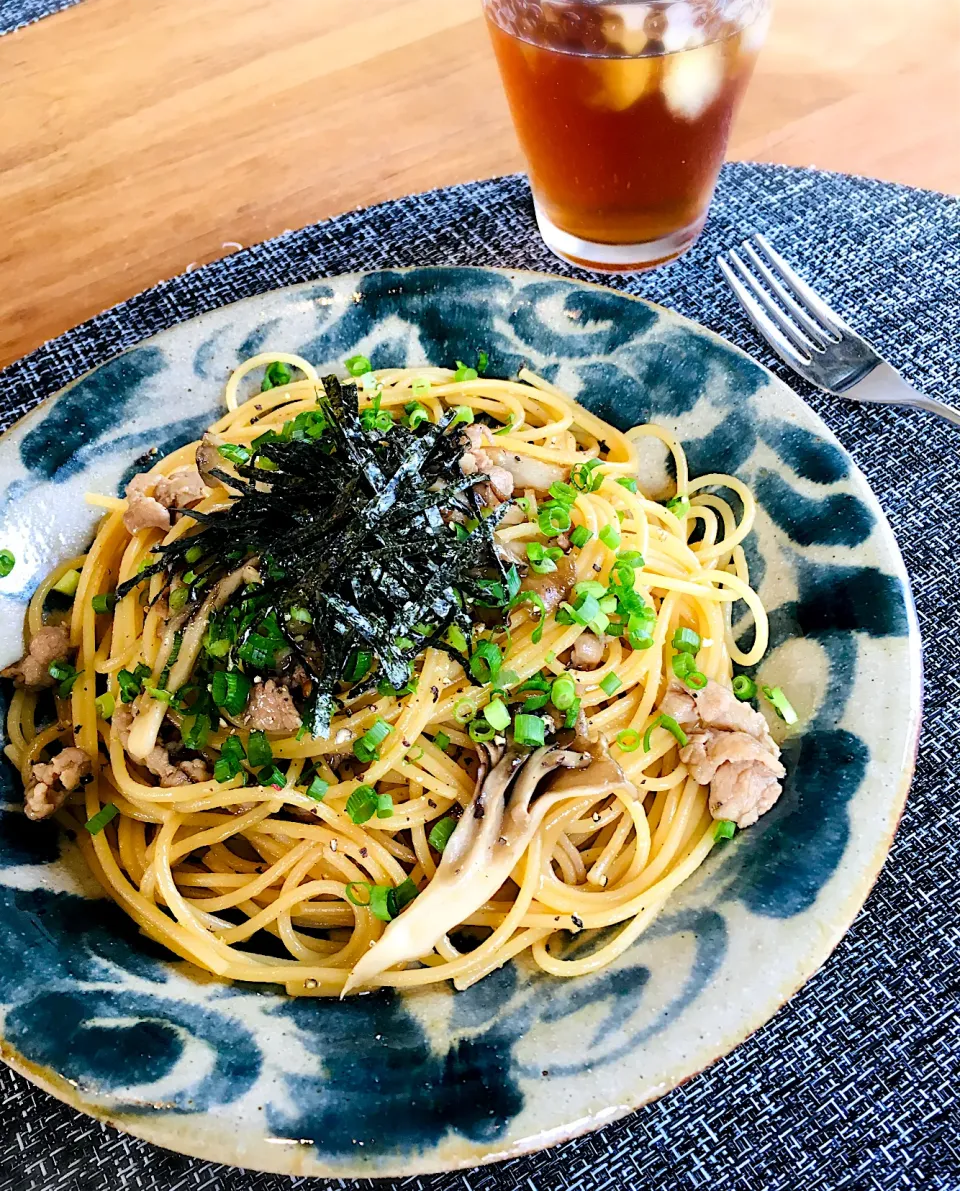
549,481,578,506
451,405,474,427
617,550,645,568
484,697,511,731
616,728,642,753
454,360,478,383
143,685,172,703
345,881,371,907
574,580,606,599
85,804,119,836
434,731,450,752
91,593,117,615
469,640,503,685
672,626,702,655
685,671,708,690
344,650,373,684
494,416,516,436
345,784,379,824
539,503,572,537
258,763,287,789
714,819,737,841
393,876,419,912
169,586,189,612
354,716,393,762
117,663,151,703
476,349,489,374
211,670,252,716
671,652,697,681
428,815,457,853
369,885,394,921
511,591,546,644
95,692,115,720
599,672,622,696
468,718,497,743
0,549,14,577
214,735,246,783
247,730,273,769
185,544,204,565
182,713,210,750
732,675,757,701
287,605,313,625
643,713,689,752
599,524,621,550
666,495,690,518
550,675,577,711
494,669,520,692
218,443,251,467
513,713,545,747
570,592,601,626
445,625,468,653
52,569,81,598
570,526,592,549
261,360,293,390
345,354,371,377
376,792,394,819
616,477,638,493
49,661,82,699
306,775,329,801
404,401,430,430
454,700,476,724
571,460,604,493
563,696,581,730
763,685,798,725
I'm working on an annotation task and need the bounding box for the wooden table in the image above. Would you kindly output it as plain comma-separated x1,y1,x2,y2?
1,0,958,371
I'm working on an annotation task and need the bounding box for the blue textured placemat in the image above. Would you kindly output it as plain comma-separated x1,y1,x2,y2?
0,0,82,36
0,163,957,1191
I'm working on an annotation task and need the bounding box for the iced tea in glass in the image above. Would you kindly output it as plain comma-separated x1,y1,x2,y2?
484,0,771,271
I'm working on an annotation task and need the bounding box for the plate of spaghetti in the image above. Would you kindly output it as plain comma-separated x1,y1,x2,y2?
0,268,920,1177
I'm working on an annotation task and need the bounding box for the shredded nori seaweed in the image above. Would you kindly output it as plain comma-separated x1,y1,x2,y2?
119,375,511,736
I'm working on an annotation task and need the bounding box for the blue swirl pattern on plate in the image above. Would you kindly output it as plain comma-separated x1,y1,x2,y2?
0,269,920,1178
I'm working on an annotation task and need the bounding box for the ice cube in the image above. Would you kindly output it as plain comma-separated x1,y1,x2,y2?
602,4,650,56
661,6,704,54
741,9,771,52
662,42,724,120
588,57,659,112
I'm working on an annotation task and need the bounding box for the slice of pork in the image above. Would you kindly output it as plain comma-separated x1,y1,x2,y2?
2,625,72,690
659,678,785,829
25,747,92,820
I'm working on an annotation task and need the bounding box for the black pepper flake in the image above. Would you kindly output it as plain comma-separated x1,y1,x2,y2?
592,563,602,573
571,914,584,930
431,686,440,702
359,847,368,858
427,798,437,808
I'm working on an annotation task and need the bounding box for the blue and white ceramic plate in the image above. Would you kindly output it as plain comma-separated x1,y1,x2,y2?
0,268,921,1178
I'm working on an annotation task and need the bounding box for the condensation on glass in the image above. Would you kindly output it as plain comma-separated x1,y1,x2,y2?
484,0,771,271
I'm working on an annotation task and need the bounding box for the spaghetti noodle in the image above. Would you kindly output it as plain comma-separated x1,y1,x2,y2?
3,354,786,996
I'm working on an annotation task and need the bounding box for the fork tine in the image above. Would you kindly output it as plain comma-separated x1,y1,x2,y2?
718,256,813,372
725,250,819,356
740,241,833,346
751,235,852,337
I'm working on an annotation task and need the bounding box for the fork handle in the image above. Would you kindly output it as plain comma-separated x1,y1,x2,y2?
850,363,960,428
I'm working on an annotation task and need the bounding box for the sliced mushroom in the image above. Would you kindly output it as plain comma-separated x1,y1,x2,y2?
342,735,632,993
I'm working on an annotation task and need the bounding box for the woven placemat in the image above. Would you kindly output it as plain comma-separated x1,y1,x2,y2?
0,163,957,1191
0,0,82,37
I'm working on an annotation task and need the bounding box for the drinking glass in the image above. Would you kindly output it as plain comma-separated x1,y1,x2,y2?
483,0,771,271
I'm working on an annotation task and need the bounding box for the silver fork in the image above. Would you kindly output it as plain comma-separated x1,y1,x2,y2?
718,234,959,427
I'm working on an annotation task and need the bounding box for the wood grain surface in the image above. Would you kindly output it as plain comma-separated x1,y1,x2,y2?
0,0,957,370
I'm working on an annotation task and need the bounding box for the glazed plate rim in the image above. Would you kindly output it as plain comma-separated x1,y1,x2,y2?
0,266,923,1178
